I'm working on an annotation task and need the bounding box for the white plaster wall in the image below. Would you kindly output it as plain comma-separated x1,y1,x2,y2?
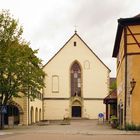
43,34,109,98
83,100,106,119
43,34,109,120
44,100,69,120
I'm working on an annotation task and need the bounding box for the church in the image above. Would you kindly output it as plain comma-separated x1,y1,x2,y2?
43,31,110,120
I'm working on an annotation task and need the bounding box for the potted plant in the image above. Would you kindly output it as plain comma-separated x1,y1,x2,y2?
110,115,118,128
61,117,71,125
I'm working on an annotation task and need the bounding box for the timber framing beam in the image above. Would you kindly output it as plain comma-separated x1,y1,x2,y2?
126,26,140,48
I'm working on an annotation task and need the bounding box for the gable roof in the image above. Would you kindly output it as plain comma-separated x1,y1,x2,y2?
43,32,110,71
112,15,140,57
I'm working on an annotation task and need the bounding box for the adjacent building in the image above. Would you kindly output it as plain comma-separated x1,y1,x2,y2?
1,92,43,126
112,15,140,128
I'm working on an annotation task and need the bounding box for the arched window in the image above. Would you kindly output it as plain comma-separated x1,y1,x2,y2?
70,61,81,97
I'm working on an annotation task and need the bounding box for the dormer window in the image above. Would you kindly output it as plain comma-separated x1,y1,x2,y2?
74,41,76,46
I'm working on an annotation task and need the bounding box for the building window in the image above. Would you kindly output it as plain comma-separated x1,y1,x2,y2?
71,61,82,97
74,41,76,46
52,75,59,93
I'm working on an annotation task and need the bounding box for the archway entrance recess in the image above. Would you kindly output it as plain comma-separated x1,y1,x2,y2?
4,105,20,125
31,106,34,124
72,106,81,117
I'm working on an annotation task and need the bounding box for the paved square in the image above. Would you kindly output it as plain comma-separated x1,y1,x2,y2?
0,120,140,140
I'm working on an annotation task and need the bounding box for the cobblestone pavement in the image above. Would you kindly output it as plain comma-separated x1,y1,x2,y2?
0,120,140,139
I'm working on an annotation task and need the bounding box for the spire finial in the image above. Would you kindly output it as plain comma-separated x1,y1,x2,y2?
74,25,78,33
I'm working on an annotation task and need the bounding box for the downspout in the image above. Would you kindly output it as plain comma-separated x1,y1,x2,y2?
124,26,127,128
42,89,44,121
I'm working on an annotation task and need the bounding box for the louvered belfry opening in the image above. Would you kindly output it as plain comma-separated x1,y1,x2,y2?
70,61,81,97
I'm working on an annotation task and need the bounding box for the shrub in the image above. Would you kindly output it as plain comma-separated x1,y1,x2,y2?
125,123,140,131
110,115,118,128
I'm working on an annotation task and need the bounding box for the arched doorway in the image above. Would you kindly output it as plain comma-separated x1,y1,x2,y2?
71,100,82,117
30,106,34,124
35,108,38,122
4,105,20,125
72,106,81,117
39,109,41,121
70,61,82,97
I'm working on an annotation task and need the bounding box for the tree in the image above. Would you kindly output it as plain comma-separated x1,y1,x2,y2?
0,10,45,107
110,81,116,92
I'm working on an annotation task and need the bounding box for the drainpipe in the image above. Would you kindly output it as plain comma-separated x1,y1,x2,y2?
124,26,127,129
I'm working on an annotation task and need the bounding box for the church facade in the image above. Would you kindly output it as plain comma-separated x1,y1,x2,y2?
43,32,110,120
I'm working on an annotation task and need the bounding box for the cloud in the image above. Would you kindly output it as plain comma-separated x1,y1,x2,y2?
0,0,140,76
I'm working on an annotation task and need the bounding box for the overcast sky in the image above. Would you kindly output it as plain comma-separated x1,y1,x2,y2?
0,0,140,77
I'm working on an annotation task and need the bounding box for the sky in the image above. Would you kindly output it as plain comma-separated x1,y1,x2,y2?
0,0,140,77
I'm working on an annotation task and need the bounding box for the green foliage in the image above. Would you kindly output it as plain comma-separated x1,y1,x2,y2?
125,123,140,131
0,10,45,106
110,115,118,121
110,81,116,91
0,10,23,43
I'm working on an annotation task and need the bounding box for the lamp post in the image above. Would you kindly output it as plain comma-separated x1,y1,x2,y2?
0,96,4,129
27,60,30,125
0,97,2,129
130,78,136,94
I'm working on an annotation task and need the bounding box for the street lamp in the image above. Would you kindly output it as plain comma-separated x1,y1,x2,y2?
130,78,136,94
0,96,2,106
0,96,2,129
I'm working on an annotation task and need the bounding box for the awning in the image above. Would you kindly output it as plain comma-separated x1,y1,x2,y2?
103,89,117,104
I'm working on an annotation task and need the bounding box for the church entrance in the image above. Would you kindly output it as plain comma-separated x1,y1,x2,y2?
72,106,81,117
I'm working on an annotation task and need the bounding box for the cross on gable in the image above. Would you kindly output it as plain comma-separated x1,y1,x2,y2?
74,25,78,33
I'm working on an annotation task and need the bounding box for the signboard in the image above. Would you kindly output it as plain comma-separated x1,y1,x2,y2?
98,113,104,124
0,106,7,114
98,113,104,118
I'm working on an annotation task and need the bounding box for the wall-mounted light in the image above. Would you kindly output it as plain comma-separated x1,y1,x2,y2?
130,78,136,94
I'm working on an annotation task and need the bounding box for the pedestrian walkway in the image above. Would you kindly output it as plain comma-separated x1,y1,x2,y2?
0,132,13,136
0,120,140,136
